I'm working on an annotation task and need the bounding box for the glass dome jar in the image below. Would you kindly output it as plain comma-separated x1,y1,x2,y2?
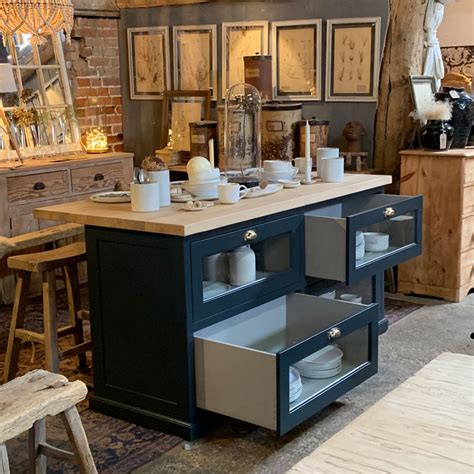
224,83,262,186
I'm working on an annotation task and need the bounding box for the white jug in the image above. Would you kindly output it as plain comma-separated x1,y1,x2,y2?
229,245,256,286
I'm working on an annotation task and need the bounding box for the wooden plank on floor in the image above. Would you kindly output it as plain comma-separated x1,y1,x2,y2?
289,352,474,474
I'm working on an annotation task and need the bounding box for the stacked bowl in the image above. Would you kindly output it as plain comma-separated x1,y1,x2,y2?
294,345,343,379
183,156,224,198
289,367,303,403
355,230,365,260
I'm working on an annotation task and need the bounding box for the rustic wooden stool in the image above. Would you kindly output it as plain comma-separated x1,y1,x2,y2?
3,241,91,383
0,369,97,473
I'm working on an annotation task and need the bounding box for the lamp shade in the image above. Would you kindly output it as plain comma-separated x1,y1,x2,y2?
0,63,16,93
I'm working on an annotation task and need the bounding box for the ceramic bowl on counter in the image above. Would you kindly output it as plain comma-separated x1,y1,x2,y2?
188,168,221,184
364,232,390,252
263,169,298,182
182,178,227,197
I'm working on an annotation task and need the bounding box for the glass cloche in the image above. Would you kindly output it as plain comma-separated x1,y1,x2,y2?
224,83,262,186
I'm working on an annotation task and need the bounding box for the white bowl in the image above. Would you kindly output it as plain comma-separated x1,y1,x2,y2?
355,245,365,260
182,179,227,197
339,293,362,304
263,160,293,172
263,169,298,182
355,231,365,246
188,168,220,183
364,232,389,252
186,156,212,175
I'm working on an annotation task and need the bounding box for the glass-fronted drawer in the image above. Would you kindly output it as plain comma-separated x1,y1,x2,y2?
305,194,422,283
194,293,378,435
191,215,304,324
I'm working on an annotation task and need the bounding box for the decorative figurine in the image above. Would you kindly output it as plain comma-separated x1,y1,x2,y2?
342,120,366,153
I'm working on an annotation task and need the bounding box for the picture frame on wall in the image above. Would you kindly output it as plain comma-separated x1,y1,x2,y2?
221,21,269,99
326,17,381,102
127,26,171,100
172,25,217,100
409,75,437,113
161,90,211,151
271,19,322,101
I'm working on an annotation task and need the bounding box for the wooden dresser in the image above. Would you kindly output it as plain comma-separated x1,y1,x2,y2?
0,152,134,304
398,148,474,302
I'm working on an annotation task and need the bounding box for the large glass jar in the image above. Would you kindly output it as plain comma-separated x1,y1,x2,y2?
224,83,262,186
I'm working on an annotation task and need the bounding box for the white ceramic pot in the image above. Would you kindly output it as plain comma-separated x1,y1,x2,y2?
130,182,160,212
263,160,294,172
320,157,344,183
316,148,339,176
203,252,229,283
188,168,220,183
147,169,170,206
228,245,256,286
364,232,390,252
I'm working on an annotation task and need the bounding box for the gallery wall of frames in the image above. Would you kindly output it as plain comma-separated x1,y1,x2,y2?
119,0,389,162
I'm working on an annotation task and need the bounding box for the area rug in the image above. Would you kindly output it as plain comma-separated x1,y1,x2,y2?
0,290,182,473
384,298,423,325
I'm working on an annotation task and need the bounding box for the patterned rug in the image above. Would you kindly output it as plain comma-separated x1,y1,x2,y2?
0,289,182,473
0,289,422,472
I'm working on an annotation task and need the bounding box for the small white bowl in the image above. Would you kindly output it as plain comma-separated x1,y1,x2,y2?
263,169,298,182
188,168,220,183
364,232,389,252
182,178,226,197
339,293,363,304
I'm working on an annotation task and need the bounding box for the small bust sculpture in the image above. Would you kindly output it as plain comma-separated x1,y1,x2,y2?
342,120,366,153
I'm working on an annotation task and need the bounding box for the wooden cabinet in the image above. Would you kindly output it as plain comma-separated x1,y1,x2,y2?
398,148,474,302
0,152,133,304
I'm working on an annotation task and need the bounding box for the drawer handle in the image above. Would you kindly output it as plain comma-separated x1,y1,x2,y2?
328,327,342,340
94,173,105,181
244,229,258,241
384,207,395,218
33,182,45,191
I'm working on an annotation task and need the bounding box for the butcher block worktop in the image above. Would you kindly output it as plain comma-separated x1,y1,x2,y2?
34,173,392,237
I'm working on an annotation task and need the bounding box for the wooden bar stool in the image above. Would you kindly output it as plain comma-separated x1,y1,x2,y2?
0,369,97,473
3,241,91,383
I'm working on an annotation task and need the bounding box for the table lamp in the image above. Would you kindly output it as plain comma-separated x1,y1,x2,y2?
0,63,22,161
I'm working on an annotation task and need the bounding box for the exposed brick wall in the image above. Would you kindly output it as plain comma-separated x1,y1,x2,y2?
63,17,123,152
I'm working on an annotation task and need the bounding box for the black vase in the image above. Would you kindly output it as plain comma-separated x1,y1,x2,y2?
420,120,455,151
435,87,474,148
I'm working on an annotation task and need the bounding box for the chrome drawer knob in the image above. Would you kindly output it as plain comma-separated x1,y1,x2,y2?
328,327,342,340
244,230,257,241
384,207,395,218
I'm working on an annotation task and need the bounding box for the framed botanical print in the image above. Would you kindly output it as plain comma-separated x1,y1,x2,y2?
173,25,217,100
326,17,381,102
127,27,171,100
221,21,269,99
161,90,211,151
271,19,322,101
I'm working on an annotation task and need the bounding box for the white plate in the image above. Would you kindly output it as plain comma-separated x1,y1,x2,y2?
244,183,284,199
278,179,301,188
298,365,343,379
297,345,343,369
90,191,131,203
182,202,214,212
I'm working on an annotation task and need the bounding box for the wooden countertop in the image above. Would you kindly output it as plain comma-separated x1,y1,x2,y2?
400,147,474,157
0,152,134,174
34,173,392,237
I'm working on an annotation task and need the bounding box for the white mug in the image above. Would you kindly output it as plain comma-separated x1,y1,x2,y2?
292,157,307,174
317,148,339,176
263,160,293,172
320,157,344,182
218,183,248,204
130,182,160,212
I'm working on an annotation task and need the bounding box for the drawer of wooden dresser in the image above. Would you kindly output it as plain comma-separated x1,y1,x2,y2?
7,171,68,203
71,162,124,193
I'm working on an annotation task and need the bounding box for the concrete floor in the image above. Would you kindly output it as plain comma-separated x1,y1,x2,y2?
134,294,473,474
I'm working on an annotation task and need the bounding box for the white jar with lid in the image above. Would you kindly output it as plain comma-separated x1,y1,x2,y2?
229,245,256,286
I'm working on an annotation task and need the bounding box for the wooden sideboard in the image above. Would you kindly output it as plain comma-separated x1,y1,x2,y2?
398,148,474,302
0,152,134,304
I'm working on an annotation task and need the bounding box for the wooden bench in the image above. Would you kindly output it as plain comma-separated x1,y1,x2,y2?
0,369,97,473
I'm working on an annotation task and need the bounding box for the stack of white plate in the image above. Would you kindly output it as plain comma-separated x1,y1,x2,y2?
355,231,365,260
289,367,303,403
294,345,343,379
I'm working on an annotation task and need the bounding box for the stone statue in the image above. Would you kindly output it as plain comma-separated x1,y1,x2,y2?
342,120,366,153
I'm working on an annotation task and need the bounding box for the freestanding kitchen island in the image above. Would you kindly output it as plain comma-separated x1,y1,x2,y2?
34,174,422,440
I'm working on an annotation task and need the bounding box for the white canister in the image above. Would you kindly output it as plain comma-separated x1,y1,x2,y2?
203,252,229,283
147,169,171,206
130,182,160,212
229,245,256,286
321,157,344,183
317,147,339,176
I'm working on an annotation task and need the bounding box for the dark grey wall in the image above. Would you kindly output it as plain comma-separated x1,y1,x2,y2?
119,0,389,163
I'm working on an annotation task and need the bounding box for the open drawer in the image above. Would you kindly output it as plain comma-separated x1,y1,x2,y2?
194,293,378,435
305,194,422,283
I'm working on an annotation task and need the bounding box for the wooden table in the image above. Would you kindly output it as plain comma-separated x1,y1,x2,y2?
289,352,474,473
398,148,474,301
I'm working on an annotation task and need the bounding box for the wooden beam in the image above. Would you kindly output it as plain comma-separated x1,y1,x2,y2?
116,0,211,7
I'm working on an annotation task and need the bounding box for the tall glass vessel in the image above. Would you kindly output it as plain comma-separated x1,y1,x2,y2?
224,83,262,186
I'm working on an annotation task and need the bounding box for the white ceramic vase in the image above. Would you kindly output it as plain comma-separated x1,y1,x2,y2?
147,169,171,206
229,245,256,286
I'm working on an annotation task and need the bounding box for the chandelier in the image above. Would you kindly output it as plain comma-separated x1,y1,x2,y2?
0,0,74,45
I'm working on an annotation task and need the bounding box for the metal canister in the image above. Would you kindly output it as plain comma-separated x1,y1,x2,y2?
261,102,302,161
189,121,217,162
298,119,329,162
244,55,272,101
